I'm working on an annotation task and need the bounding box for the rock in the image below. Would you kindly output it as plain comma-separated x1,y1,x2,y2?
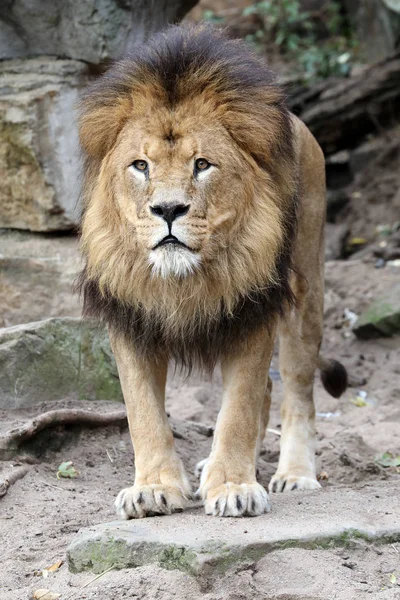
342,0,400,63
0,58,89,231
325,223,350,261
372,229,400,261
0,0,198,64
0,318,122,409
0,230,81,327
350,136,389,176
326,189,350,223
67,482,400,578
353,285,400,339
325,150,352,190
301,53,400,155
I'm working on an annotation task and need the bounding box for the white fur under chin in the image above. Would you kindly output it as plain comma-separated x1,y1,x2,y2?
149,246,201,279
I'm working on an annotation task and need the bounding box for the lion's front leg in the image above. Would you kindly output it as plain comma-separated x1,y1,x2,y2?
110,333,192,519
197,325,276,517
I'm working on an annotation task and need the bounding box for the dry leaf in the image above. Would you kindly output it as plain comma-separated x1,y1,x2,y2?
33,589,61,600
349,395,367,407
56,461,79,479
317,471,329,481
44,560,63,573
375,452,400,468
349,237,367,246
389,573,397,585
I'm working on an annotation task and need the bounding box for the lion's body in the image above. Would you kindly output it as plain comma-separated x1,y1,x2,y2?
78,25,347,518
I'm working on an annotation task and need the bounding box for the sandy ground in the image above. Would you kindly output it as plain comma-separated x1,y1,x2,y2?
1,258,400,599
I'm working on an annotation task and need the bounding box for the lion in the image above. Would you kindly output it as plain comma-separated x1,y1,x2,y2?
77,24,347,519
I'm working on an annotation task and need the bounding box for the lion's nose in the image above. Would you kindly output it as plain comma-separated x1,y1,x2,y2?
150,203,190,227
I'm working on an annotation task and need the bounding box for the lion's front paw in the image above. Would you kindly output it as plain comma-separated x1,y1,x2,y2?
115,484,191,519
268,473,321,493
199,482,270,517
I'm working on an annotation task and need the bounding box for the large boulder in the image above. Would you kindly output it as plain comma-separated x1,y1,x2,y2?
0,0,198,64
0,58,88,231
0,318,122,409
0,230,81,327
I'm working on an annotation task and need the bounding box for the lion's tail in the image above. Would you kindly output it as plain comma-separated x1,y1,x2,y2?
317,356,348,398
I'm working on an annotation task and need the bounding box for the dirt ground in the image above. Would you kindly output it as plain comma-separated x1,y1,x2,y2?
1,256,400,599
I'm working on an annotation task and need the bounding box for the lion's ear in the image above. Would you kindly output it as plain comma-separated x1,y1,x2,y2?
78,96,132,158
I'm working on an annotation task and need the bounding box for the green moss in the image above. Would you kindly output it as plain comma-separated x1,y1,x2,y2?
68,538,131,573
78,323,123,401
0,116,38,169
159,545,199,576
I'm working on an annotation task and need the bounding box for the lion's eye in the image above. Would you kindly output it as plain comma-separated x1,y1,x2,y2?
132,160,148,172
194,158,211,173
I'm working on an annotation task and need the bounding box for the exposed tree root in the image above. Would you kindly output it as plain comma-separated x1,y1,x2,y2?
0,408,129,454
0,465,31,497
0,408,214,459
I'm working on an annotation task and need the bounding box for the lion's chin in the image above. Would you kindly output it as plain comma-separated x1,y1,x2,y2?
148,245,201,279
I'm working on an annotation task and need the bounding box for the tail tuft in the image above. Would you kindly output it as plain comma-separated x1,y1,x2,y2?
319,358,348,398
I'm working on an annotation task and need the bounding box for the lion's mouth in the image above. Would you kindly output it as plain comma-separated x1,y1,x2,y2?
153,235,189,250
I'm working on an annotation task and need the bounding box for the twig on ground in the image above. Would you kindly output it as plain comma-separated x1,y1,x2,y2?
39,479,69,492
64,564,116,598
0,464,31,497
79,564,115,589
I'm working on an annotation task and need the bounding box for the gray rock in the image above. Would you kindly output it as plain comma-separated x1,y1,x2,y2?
0,0,198,63
350,136,389,176
0,230,81,327
325,150,352,190
353,284,400,338
0,58,89,231
67,482,400,578
325,223,350,261
326,189,350,223
342,0,400,63
0,318,122,409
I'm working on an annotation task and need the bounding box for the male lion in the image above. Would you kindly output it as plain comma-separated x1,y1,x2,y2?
77,24,347,518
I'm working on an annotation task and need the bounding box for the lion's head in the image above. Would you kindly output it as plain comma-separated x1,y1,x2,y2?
78,25,298,370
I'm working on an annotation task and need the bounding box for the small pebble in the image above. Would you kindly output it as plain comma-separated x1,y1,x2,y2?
374,258,386,269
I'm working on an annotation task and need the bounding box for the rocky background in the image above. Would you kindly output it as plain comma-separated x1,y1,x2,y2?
1,2,400,599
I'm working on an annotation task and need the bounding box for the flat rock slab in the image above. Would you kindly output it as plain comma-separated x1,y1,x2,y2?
68,482,400,579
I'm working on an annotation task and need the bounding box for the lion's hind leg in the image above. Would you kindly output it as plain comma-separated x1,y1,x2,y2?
269,273,323,493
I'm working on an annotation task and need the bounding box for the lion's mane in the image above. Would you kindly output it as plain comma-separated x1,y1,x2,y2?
77,25,298,371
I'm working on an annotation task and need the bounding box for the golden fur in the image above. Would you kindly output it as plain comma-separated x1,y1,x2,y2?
77,25,347,518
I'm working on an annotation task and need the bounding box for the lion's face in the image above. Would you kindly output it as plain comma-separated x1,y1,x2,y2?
111,114,251,279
